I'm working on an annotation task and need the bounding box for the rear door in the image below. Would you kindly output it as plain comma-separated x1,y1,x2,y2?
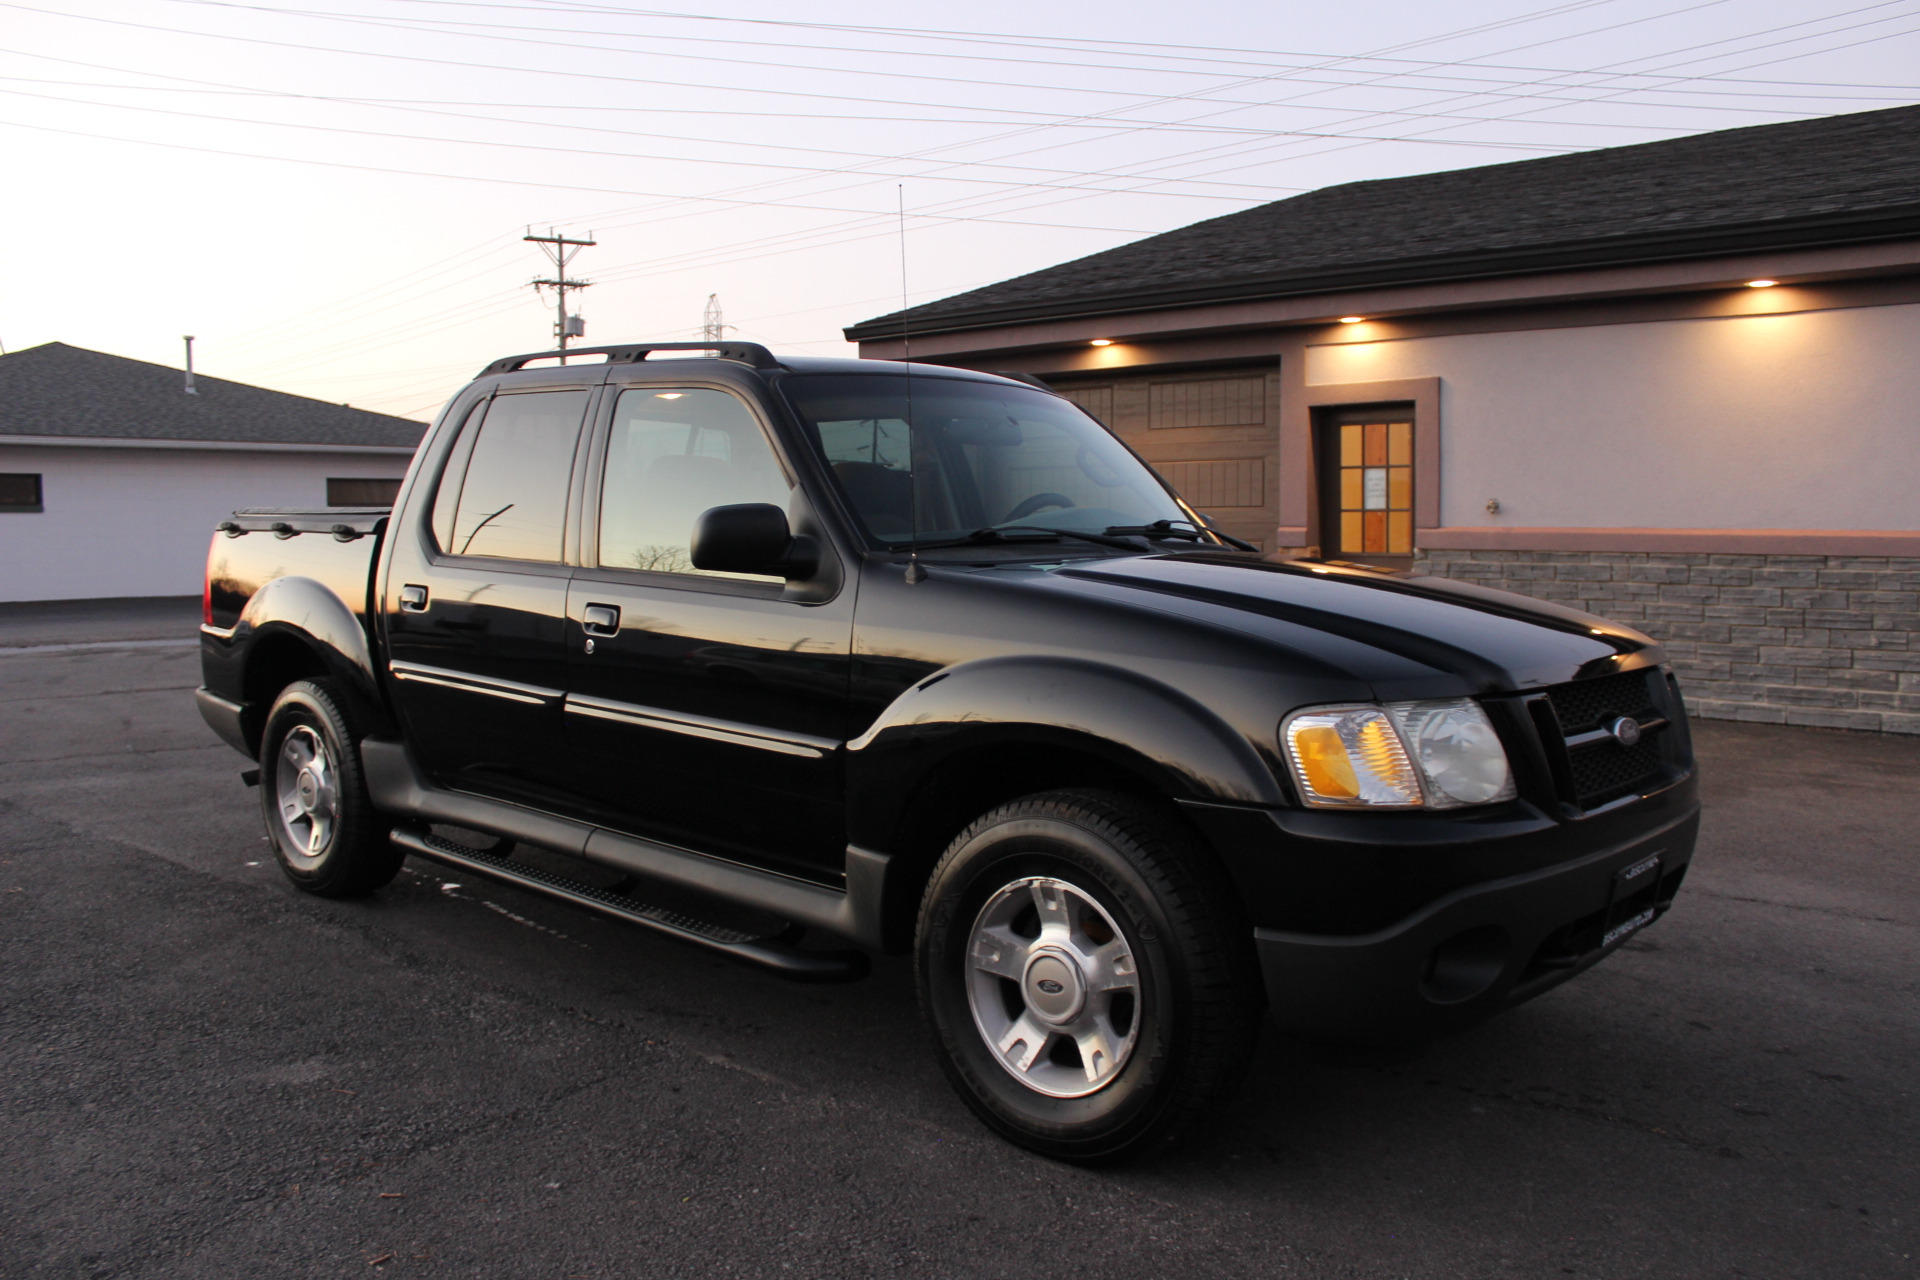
562,379,854,883
382,383,593,809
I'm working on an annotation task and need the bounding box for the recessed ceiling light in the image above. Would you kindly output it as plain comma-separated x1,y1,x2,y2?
1746,279,1778,288
1090,338,1113,346
1338,316,1365,324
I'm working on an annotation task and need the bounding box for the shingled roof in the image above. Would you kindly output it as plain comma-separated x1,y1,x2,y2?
846,103,1920,341
0,343,426,448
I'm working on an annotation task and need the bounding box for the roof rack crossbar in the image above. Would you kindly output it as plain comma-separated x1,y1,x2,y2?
480,341,780,377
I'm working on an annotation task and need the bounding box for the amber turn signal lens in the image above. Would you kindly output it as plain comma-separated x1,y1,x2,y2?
1282,706,1423,808
1291,724,1359,799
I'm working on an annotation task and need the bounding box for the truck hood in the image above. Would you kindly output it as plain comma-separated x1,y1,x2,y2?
1053,553,1658,696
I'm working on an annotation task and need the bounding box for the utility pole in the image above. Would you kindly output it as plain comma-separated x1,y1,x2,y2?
524,228,596,362
701,293,729,344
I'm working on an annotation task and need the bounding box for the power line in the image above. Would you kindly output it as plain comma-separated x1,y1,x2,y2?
194,0,1920,94
21,0,1909,412
12,0,1909,248
12,1,1909,128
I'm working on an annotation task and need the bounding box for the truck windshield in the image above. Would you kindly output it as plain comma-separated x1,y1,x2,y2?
780,374,1195,548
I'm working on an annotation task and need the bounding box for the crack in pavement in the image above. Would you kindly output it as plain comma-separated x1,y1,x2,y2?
1685,887,1910,927
0,683,199,704
0,742,230,766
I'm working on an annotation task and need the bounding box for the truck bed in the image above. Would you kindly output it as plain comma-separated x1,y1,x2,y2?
204,507,389,633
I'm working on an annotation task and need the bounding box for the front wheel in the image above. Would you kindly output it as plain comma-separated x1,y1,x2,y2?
915,790,1260,1162
258,679,401,897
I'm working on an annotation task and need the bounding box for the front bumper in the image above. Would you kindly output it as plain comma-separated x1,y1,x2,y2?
1247,804,1697,1043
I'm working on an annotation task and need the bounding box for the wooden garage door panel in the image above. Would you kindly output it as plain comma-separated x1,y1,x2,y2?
1159,458,1265,508
1057,385,1113,424
1149,377,1265,429
1054,369,1277,545
1136,425,1273,451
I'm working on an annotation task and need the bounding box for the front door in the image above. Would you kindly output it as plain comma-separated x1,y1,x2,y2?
1316,406,1415,569
382,385,592,809
562,381,853,883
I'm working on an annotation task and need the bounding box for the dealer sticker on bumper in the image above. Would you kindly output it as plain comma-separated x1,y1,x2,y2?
1602,907,1658,949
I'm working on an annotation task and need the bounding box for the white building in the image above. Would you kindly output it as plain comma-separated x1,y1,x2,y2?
0,343,423,602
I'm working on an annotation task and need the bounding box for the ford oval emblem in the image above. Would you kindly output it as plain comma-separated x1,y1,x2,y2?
1608,715,1643,747
1036,978,1065,994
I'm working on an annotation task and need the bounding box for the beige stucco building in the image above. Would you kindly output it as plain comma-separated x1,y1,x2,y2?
847,104,1920,734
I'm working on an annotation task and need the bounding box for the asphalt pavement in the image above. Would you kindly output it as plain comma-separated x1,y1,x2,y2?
1,608,1914,1278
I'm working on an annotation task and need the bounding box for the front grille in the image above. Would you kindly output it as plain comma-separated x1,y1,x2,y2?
1545,669,1659,736
1540,669,1671,810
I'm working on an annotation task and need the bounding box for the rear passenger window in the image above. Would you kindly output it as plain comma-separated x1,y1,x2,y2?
437,390,587,562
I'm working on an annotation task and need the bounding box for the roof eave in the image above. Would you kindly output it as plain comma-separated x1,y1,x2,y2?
0,435,420,454
843,202,1920,342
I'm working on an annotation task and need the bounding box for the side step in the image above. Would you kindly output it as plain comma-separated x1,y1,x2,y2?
391,826,871,984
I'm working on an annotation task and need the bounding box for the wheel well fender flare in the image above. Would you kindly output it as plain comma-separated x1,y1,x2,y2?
236,577,390,747
845,655,1286,851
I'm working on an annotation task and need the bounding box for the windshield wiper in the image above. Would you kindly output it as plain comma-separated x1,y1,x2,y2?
913,525,1140,552
1102,520,1203,540
1102,519,1259,552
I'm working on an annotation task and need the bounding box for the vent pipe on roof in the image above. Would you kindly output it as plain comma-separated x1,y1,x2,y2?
183,335,197,395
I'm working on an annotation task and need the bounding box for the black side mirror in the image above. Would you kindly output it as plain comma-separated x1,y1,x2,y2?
690,503,818,579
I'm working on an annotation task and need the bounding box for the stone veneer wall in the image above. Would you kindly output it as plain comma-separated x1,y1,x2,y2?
1412,549,1920,735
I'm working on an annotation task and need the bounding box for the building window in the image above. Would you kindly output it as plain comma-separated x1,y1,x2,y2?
327,477,403,507
0,473,43,513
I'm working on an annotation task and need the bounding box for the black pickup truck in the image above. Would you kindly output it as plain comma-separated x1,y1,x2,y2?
197,341,1698,1161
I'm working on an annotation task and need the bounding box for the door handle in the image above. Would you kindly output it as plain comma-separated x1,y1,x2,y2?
399,584,429,612
582,604,621,637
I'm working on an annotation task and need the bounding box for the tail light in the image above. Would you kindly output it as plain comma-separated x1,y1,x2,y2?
202,542,216,626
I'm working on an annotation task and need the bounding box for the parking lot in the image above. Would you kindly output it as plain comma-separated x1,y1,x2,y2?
2,603,1914,1279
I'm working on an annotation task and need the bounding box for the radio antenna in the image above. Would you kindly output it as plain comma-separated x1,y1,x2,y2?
899,184,926,585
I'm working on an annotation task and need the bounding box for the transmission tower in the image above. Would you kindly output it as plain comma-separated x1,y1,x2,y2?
701,293,730,344
525,228,596,362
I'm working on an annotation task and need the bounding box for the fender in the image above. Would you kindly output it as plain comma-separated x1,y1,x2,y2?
844,654,1287,853
231,576,391,741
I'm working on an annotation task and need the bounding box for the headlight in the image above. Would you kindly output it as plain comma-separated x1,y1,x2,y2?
1281,699,1515,810
1385,699,1517,808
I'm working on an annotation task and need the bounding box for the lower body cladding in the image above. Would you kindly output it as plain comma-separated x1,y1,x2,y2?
363,732,1695,1034
359,738,885,983
1238,807,1699,1044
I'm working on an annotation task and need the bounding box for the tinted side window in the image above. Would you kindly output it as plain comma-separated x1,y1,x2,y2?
442,390,587,562
598,387,791,577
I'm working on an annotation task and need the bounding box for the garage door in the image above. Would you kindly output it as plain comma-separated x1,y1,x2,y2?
1051,367,1278,551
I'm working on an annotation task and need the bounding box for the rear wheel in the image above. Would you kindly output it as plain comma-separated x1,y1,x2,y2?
915,789,1260,1162
259,679,401,897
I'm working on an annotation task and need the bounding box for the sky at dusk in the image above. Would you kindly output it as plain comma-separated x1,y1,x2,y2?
3,0,1916,420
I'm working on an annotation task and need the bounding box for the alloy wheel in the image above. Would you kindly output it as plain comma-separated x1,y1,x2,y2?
273,724,339,863
965,876,1142,1098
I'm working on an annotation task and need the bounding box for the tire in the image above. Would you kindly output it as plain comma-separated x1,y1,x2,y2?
258,679,402,898
915,789,1261,1162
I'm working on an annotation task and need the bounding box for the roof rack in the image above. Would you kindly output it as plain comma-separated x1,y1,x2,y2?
479,341,781,377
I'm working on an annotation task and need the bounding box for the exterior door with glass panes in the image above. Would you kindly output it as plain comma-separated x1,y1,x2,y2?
1317,406,1414,569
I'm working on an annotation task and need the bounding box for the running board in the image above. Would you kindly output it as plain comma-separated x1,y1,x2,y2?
358,738,891,951
391,826,870,984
